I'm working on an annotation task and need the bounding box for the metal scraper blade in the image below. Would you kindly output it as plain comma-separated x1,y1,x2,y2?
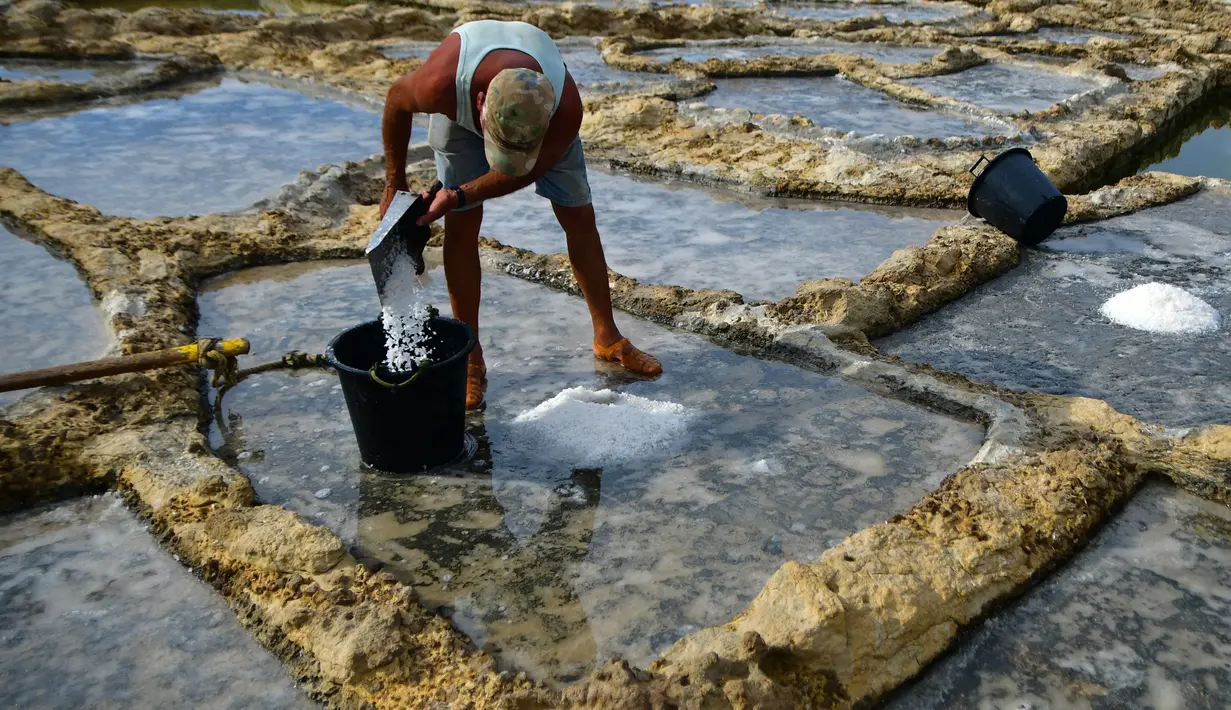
365,182,441,300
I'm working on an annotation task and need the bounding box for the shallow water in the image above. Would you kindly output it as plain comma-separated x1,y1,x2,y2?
0,225,107,407
0,76,397,218
0,495,316,709
879,190,1231,428
560,43,653,88
638,39,940,65
704,75,1011,137
379,42,652,88
474,167,958,300
1037,27,1133,44
1118,62,1168,82
198,260,984,683
883,480,1231,709
0,59,149,84
65,0,333,12
768,1,974,23
377,41,439,60
904,62,1103,113
1139,93,1231,182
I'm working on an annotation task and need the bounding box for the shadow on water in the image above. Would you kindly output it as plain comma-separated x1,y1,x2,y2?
352,413,607,684
1078,89,1231,191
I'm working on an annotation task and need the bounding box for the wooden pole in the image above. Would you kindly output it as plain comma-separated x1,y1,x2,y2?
0,339,250,394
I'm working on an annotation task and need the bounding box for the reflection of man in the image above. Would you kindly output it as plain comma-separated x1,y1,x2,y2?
379,20,662,410
356,419,603,680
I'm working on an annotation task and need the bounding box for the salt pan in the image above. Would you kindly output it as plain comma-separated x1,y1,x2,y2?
1099,282,1222,334
511,386,693,468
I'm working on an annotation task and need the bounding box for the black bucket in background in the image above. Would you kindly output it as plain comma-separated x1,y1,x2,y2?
968,147,1068,246
326,317,476,473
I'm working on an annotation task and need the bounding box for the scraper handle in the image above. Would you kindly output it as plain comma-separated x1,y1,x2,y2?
406,180,444,222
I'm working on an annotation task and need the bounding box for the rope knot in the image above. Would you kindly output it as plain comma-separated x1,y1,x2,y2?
196,337,239,389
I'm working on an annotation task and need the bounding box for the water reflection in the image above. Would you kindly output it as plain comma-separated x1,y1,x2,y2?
355,416,607,682
199,258,984,683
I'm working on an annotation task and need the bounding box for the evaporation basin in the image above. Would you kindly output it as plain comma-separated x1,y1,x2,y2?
326,317,476,473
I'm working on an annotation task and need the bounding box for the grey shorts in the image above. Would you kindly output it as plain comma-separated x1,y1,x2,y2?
427,113,592,212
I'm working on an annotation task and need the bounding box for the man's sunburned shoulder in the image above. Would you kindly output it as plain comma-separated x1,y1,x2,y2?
417,36,459,82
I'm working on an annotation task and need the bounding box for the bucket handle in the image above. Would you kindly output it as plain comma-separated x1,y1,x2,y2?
969,154,990,178
368,360,431,389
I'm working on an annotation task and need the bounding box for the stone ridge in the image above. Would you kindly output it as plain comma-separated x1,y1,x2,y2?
1,0,1230,707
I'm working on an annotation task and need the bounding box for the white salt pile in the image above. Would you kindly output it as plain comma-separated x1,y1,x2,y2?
379,252,434,371
511,386,692,467
1099,282,1222,334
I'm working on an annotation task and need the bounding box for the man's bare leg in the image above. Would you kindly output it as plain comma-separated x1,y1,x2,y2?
552,202,662,376
443,205,488,408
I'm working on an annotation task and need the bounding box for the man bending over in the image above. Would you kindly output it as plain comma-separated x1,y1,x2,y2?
380,20,662,410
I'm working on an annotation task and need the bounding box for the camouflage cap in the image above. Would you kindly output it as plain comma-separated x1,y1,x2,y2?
482,68,555,177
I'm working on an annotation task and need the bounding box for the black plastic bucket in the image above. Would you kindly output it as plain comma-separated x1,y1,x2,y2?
968,147,1068,246
325,317,476,473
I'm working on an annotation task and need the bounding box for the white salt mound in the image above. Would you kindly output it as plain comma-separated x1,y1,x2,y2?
1099,282,1221,334
511,386,692,467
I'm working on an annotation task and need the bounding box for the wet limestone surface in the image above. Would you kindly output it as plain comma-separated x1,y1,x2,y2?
1036,27,1135,44
0,76,390,219
0,224,107,407
0,59,150,84
476,167,958,300
1139,93,1231,182
0,494,317,709
637,39,940,65
703,75,1012,138
879,190,1231,428
903,62,1105,114
197,259,984,683
882,480,1231,709
767,1,974,23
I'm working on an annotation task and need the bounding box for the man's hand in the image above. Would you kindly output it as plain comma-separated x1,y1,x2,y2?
416,188,460,226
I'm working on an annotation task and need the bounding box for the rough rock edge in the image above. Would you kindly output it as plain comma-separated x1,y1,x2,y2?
0,51,223,114
1,0,1231,707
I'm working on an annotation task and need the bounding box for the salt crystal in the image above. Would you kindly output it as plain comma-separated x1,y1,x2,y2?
257,476,270,485
314,488,332,499
378,251,435,371
320,465,330,472
511,386,692,467
237,451,251,460
1099,282,1221,334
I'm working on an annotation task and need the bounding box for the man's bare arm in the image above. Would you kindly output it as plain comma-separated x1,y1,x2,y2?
416,83,584,224
381,73,421,215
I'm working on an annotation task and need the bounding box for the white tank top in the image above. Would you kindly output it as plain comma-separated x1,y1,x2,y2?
451,20,567,135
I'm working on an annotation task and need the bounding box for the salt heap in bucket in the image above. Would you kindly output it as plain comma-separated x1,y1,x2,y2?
512,386,692,468
1099,282,1221,334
